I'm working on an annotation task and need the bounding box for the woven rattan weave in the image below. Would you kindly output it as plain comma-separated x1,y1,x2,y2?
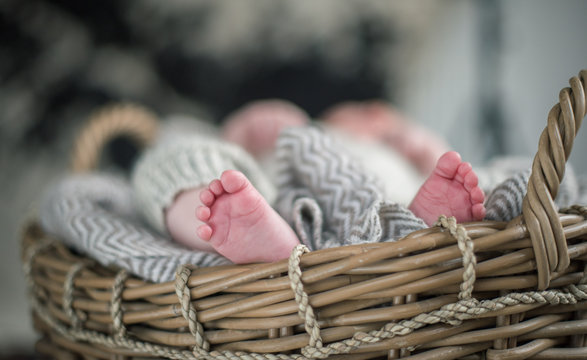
22,71,587,359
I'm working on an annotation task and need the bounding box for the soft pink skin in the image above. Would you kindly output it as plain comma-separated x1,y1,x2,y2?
164,99,484,263
408,151,486,226
322,100,450,175
165,187,216,253
222,99,309,158
196,170,301,264
166,152,484,263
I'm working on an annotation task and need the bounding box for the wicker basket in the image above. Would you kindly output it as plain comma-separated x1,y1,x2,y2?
22,71,587,360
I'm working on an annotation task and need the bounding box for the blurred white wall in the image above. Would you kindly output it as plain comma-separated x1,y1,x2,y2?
399,0,587,173
399,0,482,162
500,0,587,174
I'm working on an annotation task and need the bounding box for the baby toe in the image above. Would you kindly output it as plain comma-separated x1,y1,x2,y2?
197,225,213,241
463,168,479,191
200,189,215,206
472,203,486,220
209,179,225,196
454,162,471,182
470,187,485,204
435,151,462,178
220,170,249,193
196,206,211,221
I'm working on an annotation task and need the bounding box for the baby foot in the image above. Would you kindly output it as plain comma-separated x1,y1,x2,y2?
222,99,309,158
196,170,300,263
408,151,486,226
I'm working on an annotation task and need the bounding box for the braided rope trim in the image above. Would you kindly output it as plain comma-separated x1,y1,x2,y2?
295,286,587,358
288,245,324,358
111,269,129,338
63,263,87,329
24,238,587,359
435,216,477,300
175,264,210,351
561,205,587,217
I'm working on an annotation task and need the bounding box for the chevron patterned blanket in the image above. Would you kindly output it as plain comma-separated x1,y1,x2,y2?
38,126,586,282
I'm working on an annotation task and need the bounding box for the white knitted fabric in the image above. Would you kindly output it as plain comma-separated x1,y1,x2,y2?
132,131,276,235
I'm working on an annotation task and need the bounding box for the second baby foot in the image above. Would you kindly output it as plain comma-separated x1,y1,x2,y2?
409,151,486,226
196,170,300,263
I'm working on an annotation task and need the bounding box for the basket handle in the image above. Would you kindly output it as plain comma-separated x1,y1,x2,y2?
70,103,159,173
522,69,586,290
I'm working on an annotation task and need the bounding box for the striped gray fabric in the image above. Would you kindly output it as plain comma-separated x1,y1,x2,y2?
484,165,581,221
273,127,427,249
39,124,586,283
40,174,230,283
484,170,531,221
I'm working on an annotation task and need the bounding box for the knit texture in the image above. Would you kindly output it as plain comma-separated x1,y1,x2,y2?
39,173,230,282
132,133,276,235
38,121,587,283
476,156,532,193
485,170,531,221
484,165,580,221
273,126,428,250
320,125,423,205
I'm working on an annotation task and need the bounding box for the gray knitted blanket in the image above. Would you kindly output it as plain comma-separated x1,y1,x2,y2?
39,174,231,283
274,127,427,250
39,126,585,283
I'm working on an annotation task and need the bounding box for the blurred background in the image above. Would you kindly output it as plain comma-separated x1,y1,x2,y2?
1,0,586,355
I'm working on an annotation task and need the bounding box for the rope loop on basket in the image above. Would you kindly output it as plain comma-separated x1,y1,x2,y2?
175,264,210,351
561,204,587,218
288,244,325,358
566,284,587,300
522,70,586,290
23,238,587,359
435,215,477,300
110,269,129,338
63,262,87,329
